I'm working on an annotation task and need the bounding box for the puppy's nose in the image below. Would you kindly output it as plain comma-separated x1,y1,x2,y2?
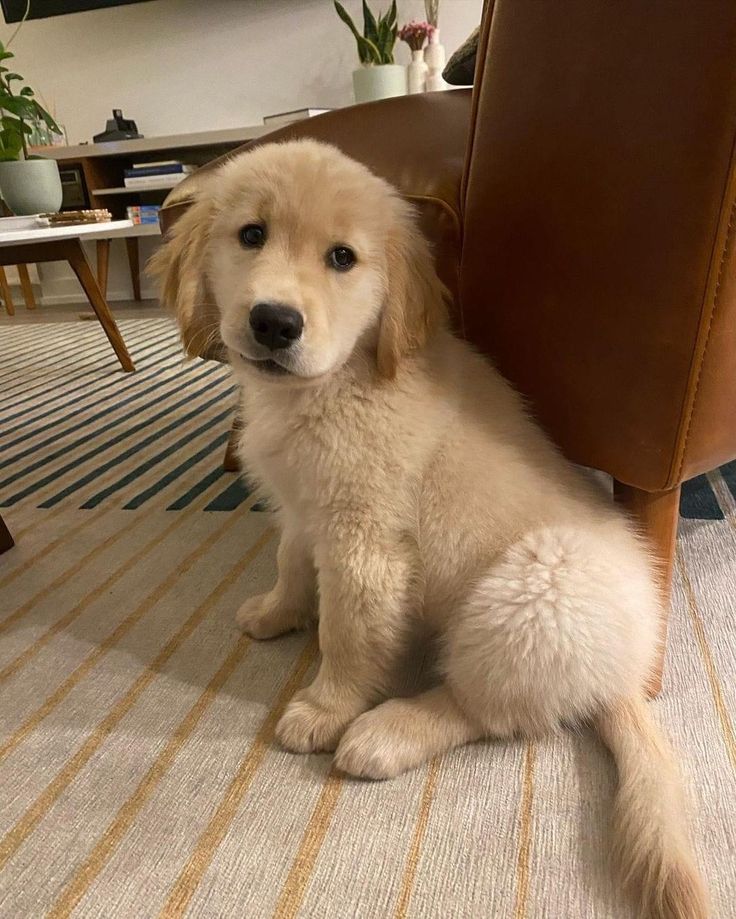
249,302,304,351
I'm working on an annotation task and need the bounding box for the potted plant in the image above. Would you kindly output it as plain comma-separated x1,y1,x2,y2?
0,40,63,216
334,1,406,104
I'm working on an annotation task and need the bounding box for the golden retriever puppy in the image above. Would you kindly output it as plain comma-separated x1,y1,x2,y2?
152,140,706,919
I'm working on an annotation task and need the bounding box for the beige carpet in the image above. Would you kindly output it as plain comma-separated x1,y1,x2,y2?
1,311,735,918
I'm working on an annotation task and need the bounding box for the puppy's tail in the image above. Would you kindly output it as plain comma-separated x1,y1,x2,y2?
595,697,708,919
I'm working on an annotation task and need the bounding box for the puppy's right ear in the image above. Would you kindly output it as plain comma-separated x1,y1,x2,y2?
148,197,221,358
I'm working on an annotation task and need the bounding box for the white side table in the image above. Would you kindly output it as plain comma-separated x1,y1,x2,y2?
0,220,138,372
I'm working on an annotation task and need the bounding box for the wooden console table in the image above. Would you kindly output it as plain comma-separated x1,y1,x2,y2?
32,126,271,300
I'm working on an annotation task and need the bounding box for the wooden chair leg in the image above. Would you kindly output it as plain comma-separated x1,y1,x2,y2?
66,239,135,373
0,266,15,316
96,239,111,298
125,236,141,301
223,415,243,472
0,511,14,554
613,481,681,697
17,264,36,310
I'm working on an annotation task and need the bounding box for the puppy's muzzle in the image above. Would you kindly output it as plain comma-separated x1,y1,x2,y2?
249,302,303,351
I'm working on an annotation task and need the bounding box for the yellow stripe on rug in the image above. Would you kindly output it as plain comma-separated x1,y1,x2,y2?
0,500,261,764
394,756,441,919
159,637,319,919
513,742,536,919
273,769,346,919
47,631,254,919
0,526,273,873
677,554,736,772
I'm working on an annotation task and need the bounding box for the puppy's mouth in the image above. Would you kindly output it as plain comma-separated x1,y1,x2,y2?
240,355,292,376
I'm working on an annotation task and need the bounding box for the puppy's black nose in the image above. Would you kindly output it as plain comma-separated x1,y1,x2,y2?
249,302,304,351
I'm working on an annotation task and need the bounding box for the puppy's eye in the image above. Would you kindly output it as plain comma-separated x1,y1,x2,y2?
240,224,266,248
328,245,356,271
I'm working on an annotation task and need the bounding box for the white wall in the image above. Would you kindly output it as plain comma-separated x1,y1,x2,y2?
4,0,482,304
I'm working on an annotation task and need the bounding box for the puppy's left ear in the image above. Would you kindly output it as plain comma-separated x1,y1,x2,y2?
148,196,221,358
377,199,448,379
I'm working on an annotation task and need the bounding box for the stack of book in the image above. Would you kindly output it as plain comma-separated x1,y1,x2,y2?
126,205,160,226
123,160,196,190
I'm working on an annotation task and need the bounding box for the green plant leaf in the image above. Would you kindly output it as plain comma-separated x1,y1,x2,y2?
0,95,36,118
32,100,61,134
4,72,23,82
334,0,368,62
0,51,15,62
362,0,379,44
385,0,397,29
19,86,33,96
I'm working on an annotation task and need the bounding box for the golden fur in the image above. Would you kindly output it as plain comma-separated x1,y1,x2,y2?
151,140,708,919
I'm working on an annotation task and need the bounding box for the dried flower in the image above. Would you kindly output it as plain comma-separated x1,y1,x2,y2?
398,20,435,52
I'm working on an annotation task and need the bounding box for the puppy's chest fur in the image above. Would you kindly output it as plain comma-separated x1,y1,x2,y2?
237,373,429,529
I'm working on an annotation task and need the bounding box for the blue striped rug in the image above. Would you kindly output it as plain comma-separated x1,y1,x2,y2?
0,316,257,515
1,315,732,519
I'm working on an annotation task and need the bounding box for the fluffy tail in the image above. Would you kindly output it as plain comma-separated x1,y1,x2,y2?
596,697,709,919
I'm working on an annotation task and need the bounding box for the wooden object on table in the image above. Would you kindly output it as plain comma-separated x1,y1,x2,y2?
0,266,15,315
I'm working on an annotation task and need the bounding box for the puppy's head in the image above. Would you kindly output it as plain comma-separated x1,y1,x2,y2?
151,140,447,382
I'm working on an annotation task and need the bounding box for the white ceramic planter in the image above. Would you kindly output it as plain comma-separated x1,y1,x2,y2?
352,64,407,104
0,158,63,216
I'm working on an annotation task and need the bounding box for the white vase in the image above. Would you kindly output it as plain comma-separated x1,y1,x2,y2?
352,64,407,104
407,49,428,94
425,28,447,92
0,158,63,215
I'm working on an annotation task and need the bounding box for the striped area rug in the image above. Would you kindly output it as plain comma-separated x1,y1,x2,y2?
1,315,735,918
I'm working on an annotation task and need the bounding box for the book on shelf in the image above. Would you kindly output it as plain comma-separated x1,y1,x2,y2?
123,173,188,189
263,107,332,128
124,162,195,178
126,204,160,224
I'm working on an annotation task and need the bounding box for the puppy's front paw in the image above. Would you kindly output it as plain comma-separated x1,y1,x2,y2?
236,594,302,640
334,702,429,780
276,690,353,754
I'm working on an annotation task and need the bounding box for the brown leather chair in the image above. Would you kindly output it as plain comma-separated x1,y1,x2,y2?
160,0,736,691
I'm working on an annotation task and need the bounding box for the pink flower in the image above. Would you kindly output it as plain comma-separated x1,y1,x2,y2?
399,20,435,51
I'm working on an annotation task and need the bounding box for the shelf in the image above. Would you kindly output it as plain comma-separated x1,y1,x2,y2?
92,184,183,195
30,124,272,161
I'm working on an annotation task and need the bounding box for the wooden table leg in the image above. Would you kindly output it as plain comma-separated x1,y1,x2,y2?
125,236,141,301
223,415,244,472
66,239,135,372
0,266,15,315
614,481,680,697
96,239,111,298
17,264,36,310
0,511,14,554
